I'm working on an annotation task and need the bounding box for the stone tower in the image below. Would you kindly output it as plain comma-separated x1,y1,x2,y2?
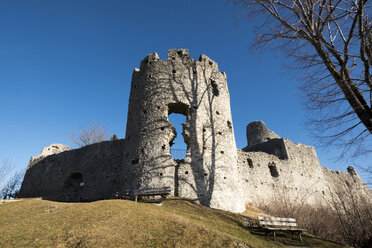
246,121,280,147
123,49,245,212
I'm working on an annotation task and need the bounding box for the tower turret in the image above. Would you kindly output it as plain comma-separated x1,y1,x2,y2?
123,49,245,212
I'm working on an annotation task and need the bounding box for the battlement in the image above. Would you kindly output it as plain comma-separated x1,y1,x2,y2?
140,52,160,68
167,49,190,60
138,49,219,71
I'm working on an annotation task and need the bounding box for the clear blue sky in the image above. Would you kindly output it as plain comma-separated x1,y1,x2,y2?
0,0,370,184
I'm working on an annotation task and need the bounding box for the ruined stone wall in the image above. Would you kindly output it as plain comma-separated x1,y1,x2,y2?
19,140,127,202
19,50,370,214
123,49,245,212
243,138,288,160
237,123,370,208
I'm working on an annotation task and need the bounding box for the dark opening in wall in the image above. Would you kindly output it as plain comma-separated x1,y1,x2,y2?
168,103,189,160
268,162,279,177
168,102,189,115
63,172,84,202
227,120,232,129
211,80,219,96
131,158,139,165
247,158,254,168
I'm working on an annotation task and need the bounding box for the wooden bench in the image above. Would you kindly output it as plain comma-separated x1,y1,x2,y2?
258,216,305,242
133,187,171,202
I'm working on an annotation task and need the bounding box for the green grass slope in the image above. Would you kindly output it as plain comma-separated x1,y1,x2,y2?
0,199,343,248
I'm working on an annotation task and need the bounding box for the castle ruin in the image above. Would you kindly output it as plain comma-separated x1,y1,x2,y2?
19,49,371,213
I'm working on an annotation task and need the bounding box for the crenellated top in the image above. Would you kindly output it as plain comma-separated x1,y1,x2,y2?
137,49,220,72
167,49,190,60
140,52,160,68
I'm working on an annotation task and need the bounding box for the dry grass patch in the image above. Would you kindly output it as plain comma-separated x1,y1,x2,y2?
0,198,346,248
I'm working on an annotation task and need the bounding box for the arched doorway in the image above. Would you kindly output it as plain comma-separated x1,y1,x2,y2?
63,172,84,202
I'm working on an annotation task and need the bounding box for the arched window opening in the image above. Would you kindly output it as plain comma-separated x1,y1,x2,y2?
167,102,189,160
63,172,84,202
168,113,187,160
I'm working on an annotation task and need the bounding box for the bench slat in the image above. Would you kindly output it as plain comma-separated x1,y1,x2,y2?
133,187,171,195
258,216,296,222
135,192,170,196
265,227,306,231
259,221,298,227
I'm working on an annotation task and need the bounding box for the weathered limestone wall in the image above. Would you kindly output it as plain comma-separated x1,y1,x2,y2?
19,140,127,202
237,122,370,208
123,49,245,212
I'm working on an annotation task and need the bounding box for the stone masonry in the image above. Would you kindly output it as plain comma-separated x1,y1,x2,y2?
19,49,371,213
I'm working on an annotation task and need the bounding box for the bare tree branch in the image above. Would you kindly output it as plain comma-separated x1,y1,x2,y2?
69,122,109,147
231,0,372,158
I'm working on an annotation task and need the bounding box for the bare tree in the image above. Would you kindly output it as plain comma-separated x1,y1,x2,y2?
0,159,13,199
69,122,109,147
0,159,13,193
327,182,372,248
1,170,25,199
231,0,372,157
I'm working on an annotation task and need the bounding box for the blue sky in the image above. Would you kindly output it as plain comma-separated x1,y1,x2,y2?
0,0,370,184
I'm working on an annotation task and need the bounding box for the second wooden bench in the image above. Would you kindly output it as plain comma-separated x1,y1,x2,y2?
133,187,171,202
258,216,305,242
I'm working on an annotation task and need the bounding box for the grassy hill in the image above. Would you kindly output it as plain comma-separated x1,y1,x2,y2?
0,198,344,248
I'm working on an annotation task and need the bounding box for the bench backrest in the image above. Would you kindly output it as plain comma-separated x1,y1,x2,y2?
258,216,298,228
133,186,171,195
